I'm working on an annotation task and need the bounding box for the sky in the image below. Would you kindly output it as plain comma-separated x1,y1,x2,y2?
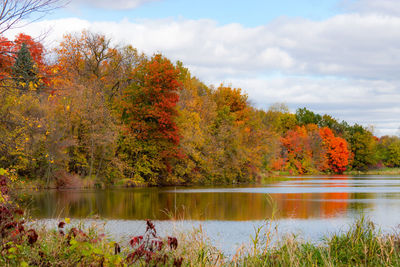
5,0,400,136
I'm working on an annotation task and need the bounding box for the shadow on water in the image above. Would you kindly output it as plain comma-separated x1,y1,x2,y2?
19,175,400,221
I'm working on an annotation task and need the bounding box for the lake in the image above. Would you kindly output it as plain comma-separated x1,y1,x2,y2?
22,175,400,254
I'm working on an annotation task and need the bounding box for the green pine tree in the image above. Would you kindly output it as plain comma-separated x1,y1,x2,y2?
12,43,39,92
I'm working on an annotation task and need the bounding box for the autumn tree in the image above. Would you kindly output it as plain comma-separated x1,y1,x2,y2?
294,108,380,172
320,114,348,136
264,103,297,134
55,31,144,101
51,31,136,183
213,85,249,124
386,141,400,167
174,68,273,184
280,125,317,174
295,108,348,136
279,124,350,174
296,107,322,126
319,127,350,173
0,33,50,179
376,136,400,167
173,63,217,183
347,124,377,170
242,107,272,179
1,34,46,83
207,85,268,183
0,86,46,176
0,36,13,76
119,54,182,185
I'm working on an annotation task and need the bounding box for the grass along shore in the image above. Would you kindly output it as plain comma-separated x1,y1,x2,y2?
344,167,400,176
2,211,400,266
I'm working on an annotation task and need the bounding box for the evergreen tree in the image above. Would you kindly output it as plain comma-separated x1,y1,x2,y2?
11,43,39,92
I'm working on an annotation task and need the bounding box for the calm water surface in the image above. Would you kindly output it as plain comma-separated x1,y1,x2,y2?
22,175,400,254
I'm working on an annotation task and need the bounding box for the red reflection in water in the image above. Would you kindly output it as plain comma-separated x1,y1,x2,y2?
322,176,349,218
275,176,350,219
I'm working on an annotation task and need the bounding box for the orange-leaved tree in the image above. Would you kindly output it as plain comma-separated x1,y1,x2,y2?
52,31,141,183
0,33,55,179
279,124,350,174
213,85,249,125
119,54,182,185
319,127,350,173
280,125,314,174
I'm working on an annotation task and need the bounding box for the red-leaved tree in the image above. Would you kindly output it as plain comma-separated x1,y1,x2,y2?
119,54,182,184
278,125,349,174
319,127,350,173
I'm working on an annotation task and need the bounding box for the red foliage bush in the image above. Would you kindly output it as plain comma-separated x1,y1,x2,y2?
126,219,182,266
54,170,82,189
0,176,38,250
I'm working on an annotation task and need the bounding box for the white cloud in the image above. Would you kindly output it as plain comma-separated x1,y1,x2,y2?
11,15,400,80
343,0,400,16
5,12,400,136
226,76,400,136
71,0,159,10
260,48,294,69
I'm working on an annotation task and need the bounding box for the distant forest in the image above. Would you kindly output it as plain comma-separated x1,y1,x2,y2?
1,31,399,186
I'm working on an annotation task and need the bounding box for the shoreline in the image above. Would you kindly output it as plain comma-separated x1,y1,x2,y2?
12,168,400,190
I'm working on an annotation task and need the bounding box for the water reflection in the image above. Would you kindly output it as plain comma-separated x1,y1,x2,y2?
21,176,400,221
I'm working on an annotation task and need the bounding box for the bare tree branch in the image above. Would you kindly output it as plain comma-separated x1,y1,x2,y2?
0,0,67,35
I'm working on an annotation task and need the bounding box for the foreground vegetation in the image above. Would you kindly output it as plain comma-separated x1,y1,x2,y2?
2,208,400,266
235,218,400,267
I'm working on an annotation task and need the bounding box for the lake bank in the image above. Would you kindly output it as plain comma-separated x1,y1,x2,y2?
344,167,400,175
13,167,400,190
2,215,400,266
12,173,288,190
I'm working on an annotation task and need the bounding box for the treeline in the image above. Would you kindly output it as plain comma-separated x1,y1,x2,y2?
0,31,399,186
